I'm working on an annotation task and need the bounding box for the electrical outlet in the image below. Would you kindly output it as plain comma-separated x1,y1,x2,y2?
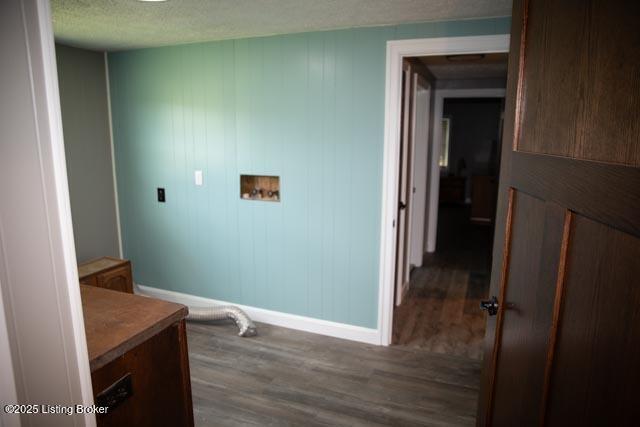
157,188,165,202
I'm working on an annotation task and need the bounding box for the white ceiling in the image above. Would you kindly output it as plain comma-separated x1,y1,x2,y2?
420,52,508,79
52,0,511,51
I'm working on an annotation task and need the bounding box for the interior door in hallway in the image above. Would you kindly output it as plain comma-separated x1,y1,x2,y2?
409,74,431,269
479,0,640,425
395,61,414,306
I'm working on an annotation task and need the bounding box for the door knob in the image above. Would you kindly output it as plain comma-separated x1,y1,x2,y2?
480,296,499,316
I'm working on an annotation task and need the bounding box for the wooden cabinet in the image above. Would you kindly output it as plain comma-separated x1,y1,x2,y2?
79,257,133,294
81,285,194,427
439,176,466,204
470,175,498,225
80,275,98,287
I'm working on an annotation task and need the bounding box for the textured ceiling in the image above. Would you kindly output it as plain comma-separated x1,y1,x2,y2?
52,0,512,51
420,52,508,79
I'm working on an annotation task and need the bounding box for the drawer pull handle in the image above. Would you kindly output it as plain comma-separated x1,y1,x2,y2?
95,373,133,413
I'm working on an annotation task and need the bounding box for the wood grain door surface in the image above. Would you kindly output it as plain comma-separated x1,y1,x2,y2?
479,1,640,425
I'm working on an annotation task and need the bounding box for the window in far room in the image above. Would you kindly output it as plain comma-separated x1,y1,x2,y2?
439,117,451,168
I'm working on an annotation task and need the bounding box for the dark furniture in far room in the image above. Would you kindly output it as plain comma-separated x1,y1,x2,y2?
82,285,194,427
439,176,466,204
470,175,498,225
79,256,133,293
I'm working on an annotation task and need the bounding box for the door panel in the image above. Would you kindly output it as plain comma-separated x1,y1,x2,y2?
518,0,587,158
577,1,640,165
519,0,640,165
546,215,640,425
491,193,564,426
480,0,640,424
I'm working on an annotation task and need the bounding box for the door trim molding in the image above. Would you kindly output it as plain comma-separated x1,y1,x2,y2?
484,188,515,424
0,0,95,421
539,210,573,424
378,34,510,346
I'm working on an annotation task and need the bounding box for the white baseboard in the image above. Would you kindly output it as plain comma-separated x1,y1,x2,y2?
135,284,382,346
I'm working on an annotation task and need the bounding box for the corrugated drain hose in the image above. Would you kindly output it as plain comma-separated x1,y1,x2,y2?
187,305,257,337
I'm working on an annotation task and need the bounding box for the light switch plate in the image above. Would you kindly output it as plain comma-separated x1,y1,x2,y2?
194,170,203,186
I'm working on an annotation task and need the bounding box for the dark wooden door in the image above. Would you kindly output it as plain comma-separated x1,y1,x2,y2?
478,1,640,425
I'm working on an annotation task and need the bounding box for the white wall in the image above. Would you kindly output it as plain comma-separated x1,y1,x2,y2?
0,0,95,425
56,44,120,263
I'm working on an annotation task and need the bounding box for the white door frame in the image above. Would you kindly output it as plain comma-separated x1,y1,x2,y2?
0,279,18,426
425,88,506,253
377,34,510,346
0,0,95,423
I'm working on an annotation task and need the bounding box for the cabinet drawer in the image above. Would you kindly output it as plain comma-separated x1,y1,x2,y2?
91,321,193,427
97,264,133,294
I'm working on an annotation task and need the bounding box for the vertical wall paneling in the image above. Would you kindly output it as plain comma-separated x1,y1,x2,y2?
109,18,511,329
320,30,337,321
332,29,353,325
307,31,324,319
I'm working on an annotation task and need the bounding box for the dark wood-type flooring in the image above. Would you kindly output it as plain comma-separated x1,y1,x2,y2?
188,320,480,426
187,206,489,426
393,205,493,359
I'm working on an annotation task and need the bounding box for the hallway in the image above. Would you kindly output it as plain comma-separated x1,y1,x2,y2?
392,205,492,359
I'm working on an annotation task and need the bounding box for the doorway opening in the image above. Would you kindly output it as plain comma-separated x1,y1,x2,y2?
393,94,505,359
379,36,510,354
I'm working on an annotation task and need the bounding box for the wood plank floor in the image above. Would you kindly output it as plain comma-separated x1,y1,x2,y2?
187,321,481,426
392,206,492,359
187,206,488,426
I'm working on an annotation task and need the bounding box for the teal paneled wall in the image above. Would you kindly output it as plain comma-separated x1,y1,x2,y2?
109,17,510,328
